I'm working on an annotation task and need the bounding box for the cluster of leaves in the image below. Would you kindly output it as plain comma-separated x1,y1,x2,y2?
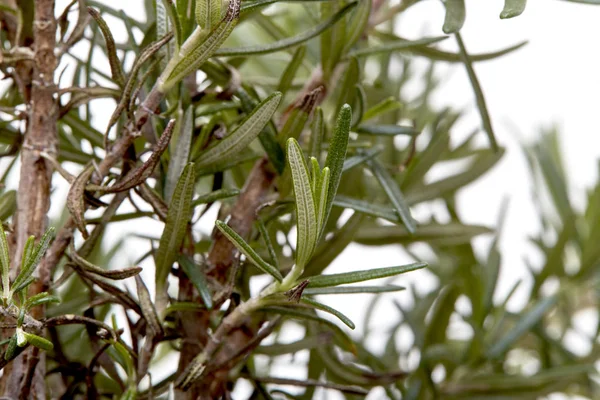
0,0,599,399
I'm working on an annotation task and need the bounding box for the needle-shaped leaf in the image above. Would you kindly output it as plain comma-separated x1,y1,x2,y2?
280,88,321,143
333,196,398,223
306,262,426,287
300,297,355,329
347,36,448,58
343,0,371,53
342,146,383,172
155,163,195,310
159,0,240,92
0,190,16,222
261,306,356,352
215,220,283,281
194,92,282,171
178,255,214,309
87,7,126,87
214,2,357,56
277,46,306,96
316,167,330,231
309,107,325,161
361,97,403,122
303,285,405,295
443,0,466,34
22,332,53,351
369,158,416,233
356,124,417,136
195,0,222,31
257,219,280,270
236,87,286,174
501,0,526,18
166,108,194,202
12,228,55,294
456,32,499,152
192,188,240,206
23,292,60,311
0,224,9,296
287,138,318,270
323,104,352,235
354,223,492,246
487,295,558,359
66,164,94,238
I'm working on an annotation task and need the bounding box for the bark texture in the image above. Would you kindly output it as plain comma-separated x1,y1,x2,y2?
1,1,58,398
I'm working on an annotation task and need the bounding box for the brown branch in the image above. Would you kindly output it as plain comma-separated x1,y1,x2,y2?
3,1,58,398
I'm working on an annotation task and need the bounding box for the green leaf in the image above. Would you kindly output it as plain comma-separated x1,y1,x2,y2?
300,297,355,329
356,124,417,136
501,0,526,18
361,97,402,122
194,92,282,171
354,222,492,246
195,0,222,30
0,190,16,222
0,224,9,298
323,105,352,235
342,146,382,172
277,45,306,96
333,195,398,223
24,292,60,311
303,285,405,295
309,107,325,161
4,335,17,360
343,0,371,53
487,295,558,359
235,87,286,174
347,36,448,58
405,148,505,205
315,167,330,232
261,306,356,352
456,32,499,152
287,138,319,271
159,0,240,92
257,219,280,270
214,2,357,56
443,0,466,34
192,188,240,206
155,163,195,310
178,255,214,309
306,262,426,287
22,332,53,351
369,159,416,233
166,107,194,202
215,221,283,281
13,228,55,294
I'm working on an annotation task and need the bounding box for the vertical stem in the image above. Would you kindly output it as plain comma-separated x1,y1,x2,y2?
3,0,57,398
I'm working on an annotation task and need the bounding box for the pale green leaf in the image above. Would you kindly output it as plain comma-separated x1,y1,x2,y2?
369,159,416,233
305,262,426,287
166,106,194,202
155,163,195,308
287,138,318,269
501,0,526,18
215,221,283,281
214,2,357,56
194,92,282,171
443,0,466,34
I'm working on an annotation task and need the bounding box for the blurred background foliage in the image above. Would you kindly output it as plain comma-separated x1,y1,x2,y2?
0,0,599,399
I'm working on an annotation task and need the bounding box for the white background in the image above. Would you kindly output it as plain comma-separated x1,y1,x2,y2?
18,0,600,398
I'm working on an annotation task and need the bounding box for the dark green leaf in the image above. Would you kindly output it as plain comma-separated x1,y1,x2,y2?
306,262,426,287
